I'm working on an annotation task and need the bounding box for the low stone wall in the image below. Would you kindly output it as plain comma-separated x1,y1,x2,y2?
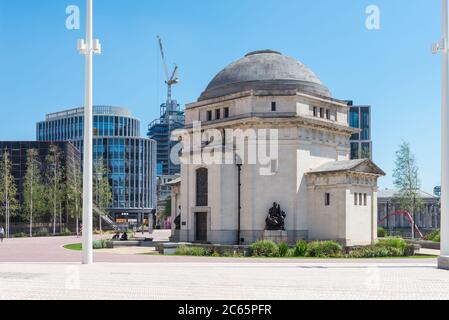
408,240,440,250
156,243,252,256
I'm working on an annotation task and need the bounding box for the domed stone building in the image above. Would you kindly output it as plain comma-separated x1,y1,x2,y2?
172,50,385,246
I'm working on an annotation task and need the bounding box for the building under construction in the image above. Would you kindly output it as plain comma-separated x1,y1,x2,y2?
148,36,185,177
148,100,184,176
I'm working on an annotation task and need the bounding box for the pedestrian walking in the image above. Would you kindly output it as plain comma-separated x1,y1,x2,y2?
0,226,5,243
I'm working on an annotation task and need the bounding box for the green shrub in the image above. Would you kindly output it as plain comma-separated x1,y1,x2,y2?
250,240,279,257
375,237,410,256
294,240,308,257
306,241,343,258
377,227,388,238
434,233,441,243
348,246,404,258
57,229,73,237
403,244,416,257
286,248,296,257
377,237,407,250
35,230,49,237
93,239,113,250
175,246,209,257
278,242,289,257
13,232,27,238
93,240,103,249
424,230,440,242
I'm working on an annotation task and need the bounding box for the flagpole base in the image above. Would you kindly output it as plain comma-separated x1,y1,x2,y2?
438,256,449,270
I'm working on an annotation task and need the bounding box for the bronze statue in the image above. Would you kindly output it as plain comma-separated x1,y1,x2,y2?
174,215,181,230
265,202,286,231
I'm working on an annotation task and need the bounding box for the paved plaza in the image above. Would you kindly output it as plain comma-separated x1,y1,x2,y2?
0,233,448,300
0,262,449,300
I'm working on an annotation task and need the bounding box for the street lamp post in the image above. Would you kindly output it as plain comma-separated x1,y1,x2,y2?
435,0,449,270
386,200,390,233
78,0,101,265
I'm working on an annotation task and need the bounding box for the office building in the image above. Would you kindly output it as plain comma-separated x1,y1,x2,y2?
348,104,372,160
36,106,157,221
0,141,80,205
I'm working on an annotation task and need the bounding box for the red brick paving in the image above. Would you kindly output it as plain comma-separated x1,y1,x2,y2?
0,235,438,265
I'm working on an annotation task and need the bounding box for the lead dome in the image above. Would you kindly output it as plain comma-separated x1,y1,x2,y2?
198,50,331,101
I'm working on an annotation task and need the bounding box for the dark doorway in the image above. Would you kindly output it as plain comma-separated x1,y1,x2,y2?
195,212,208,242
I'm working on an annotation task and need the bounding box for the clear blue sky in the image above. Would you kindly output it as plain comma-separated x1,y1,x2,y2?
0,0,442,192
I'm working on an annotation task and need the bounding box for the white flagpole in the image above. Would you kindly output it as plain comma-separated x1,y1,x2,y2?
438,0,449,270
79,0,101,265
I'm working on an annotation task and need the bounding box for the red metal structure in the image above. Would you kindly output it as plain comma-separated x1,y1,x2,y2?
378,211,424,238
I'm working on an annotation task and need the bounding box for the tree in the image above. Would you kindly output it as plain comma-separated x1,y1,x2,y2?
93,157,112,234
45,145,64,235
393,141,424,238
66,157,82,236
23,149,45,237
0,149,19,238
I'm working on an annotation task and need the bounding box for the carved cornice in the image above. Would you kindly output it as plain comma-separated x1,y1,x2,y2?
184,114,356,136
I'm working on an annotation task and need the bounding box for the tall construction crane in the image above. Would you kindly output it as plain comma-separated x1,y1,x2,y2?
157,36,179,109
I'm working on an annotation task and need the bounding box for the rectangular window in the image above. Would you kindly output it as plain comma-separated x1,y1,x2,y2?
313,107,318,117
359,193,363,207
271,102,277,112
361,107,370,140
349,107,360,140
207,111,212,121
351,143,360,160
224,107,230,118
325,193,331,206
354,193,358,206
364,194,368,206
362,143,371,159
326,109,331,120
215,109,221,120
320,108,324,118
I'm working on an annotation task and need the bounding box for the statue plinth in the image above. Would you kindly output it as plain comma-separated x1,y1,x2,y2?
263,230,288,244
170,229,181,242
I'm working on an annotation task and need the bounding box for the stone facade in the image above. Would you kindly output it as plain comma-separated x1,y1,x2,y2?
172,50,385,246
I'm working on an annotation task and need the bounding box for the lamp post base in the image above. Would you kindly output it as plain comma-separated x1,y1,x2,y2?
438,256,449,270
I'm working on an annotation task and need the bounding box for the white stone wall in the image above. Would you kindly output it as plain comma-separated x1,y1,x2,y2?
179,91,378,246
306,173,379,246
346,187,376,246
185,93,350,128
307,185,347,242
